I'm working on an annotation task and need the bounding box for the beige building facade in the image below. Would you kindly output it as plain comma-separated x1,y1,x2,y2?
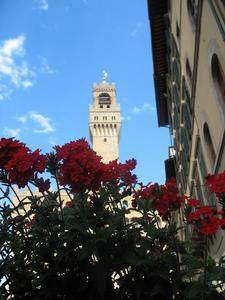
89,74,121,163
149,0,225,257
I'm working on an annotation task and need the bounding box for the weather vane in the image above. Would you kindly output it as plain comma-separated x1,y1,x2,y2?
102,70,108,83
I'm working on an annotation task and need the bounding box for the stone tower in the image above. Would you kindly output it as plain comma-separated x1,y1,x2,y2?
89,72,121,163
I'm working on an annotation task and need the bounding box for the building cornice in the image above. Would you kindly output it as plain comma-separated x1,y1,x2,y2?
148,0,169,127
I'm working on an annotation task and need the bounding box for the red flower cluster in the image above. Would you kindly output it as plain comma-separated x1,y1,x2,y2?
103,159,137,186
55,139,104,193
33,177,51,193
0,138,47,188
187,206,224,235
132,183,158,208
0,138,28,167
205,171,225,195
155,178,184,220
55,139,137,193
6,149,47,188
187,198,201,207
132,178,184,220
0,138,137,193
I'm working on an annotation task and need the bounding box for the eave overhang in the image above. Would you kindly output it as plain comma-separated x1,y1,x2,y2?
148,0,169,127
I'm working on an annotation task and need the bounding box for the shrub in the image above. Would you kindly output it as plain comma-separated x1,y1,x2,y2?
1,138,225,299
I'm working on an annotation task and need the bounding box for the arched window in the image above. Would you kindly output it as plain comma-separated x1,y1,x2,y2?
211,54,225,103
203,123,216,165
99,93,111,105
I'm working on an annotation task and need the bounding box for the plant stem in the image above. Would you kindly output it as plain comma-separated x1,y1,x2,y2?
3,184,32,221
64,187,73,201
55,172,65,230
26,184,52,236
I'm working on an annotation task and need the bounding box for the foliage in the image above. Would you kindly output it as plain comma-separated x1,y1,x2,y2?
1,137,225,299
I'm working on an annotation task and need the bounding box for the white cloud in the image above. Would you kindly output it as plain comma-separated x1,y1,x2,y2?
132,103,156,114
0,35,25,57
121,103,156,122
3,127,21,138
0,34,35,99
130,22,142,38
29,112,54,133
37,0,49,11
17,111,55,133
22,80,33,88
30,111,54,133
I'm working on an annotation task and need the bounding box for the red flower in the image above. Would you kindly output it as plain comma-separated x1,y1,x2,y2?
55,139,137,193
220,218,225,229
5,148,47,188
205,172,225,195
66,201,73,208
187,198,201,207
102,159,137,186
187,205,222,236
155,178,184,220
102,160,121,184
34,177,51,193
199,217,220,235
0,137,47,188
187,206,216,223
0,138,28,168
133,179,184,220
134,183,158,200
121,159,137,185
55,139,104,193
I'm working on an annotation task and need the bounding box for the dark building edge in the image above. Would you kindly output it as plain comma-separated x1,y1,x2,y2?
148,0,169,127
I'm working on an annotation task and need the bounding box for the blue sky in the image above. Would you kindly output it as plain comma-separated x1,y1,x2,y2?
0,0,170,184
